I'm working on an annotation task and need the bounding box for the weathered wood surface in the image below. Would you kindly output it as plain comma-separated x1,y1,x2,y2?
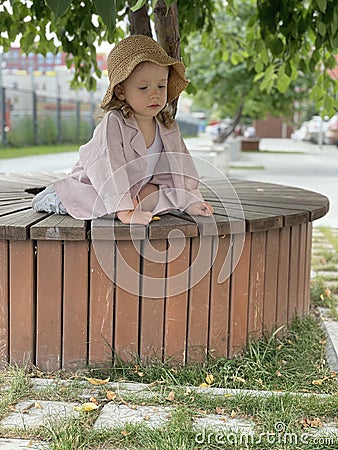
0,172,329,369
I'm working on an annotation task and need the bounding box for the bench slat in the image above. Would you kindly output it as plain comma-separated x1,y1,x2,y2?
0,209,51,240
30,214,87,241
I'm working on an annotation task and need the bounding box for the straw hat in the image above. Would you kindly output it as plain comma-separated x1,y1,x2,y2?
100,35,188,109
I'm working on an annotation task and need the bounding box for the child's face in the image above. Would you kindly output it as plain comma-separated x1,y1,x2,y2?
118,62,169,121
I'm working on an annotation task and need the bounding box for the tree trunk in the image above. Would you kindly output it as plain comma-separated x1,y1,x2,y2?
128,2,152,36
213,102,244,143
154,0,181,117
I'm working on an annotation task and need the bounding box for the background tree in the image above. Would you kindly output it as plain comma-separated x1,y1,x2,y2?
0,0,336,117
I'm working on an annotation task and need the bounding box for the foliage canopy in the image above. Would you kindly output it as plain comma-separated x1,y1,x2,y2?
0,0,337,116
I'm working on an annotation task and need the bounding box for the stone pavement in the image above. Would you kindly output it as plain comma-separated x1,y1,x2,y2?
0,379,337,449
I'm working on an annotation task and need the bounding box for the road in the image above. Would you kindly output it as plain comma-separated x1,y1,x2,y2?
0,137,337,227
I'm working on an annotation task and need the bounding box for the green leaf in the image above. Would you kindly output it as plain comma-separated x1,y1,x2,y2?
45,0,71,18
254,60,264,73
270,37,283,56
317,20,326,37
316,0,327,13
277,72,291,93
131,0,147,12
94,0,116,33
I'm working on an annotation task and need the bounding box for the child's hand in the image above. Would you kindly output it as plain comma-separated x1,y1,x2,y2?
185,201,213,216
116,209,153,225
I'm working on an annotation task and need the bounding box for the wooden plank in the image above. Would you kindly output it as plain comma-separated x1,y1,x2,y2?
139,239,166,360
263,229,279,333
303,223,312,314
91,218,146,241
36,241,63,371
0,240,9,368
88,241,114,365
114,240,141,361
288,225,300,322
148,214,198,239
228,233,251,357
63,241,89,370
187,236,213,363
9,240,35,366
0,209,50,240
0,201,31,216
247,231,266,340
276,227,290,329
297,223,307,316
30,214,87,241
164,237,190,363
208,235,231,358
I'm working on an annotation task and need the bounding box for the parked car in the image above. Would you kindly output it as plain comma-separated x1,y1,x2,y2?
307,115,329,143
324,113,338,145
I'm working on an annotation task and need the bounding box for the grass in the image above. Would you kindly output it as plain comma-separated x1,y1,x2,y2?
0,315,337,449
0,144,78,159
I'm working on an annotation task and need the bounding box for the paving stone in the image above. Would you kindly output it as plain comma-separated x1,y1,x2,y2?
193,413,255,433
0,400,79,429
0,438,46,449
93,404,171,429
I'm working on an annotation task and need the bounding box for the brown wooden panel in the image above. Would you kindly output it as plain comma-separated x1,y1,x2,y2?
36,241,62,371
263,228,279,333
164,238,190,363
63,241,89,369
303,223,312,314
276,227,290,329
248,231,266,340
208,235,231,358
228,233,251,357
0,240,9,367
139,239,166,360
187,236,213,363
9,240,35,366
88,241,114,365
288,225,300,322
297,223,307,316
114,240,141,361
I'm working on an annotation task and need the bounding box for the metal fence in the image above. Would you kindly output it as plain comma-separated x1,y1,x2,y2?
0,86,98,148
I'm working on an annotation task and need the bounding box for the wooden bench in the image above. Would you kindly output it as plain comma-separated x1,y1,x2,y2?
0,172,329,371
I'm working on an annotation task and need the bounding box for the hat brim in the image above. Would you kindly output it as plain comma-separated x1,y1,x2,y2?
100,54,188,109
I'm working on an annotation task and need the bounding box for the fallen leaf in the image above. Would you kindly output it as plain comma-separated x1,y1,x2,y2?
106,390,117,401
151,216,161,221
73,402,99,412
324,287,331,298
301,417,323,428
205,374,214,385
233,376,246,384
184,387,192,395
121,430,131,436
199,382,210,388
90,396,99,405
312,376,330,386
165,390,175,402
230,410,237,418
82,376,110,385
34,402,42,409
144,415,150,420
276,370,282,377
